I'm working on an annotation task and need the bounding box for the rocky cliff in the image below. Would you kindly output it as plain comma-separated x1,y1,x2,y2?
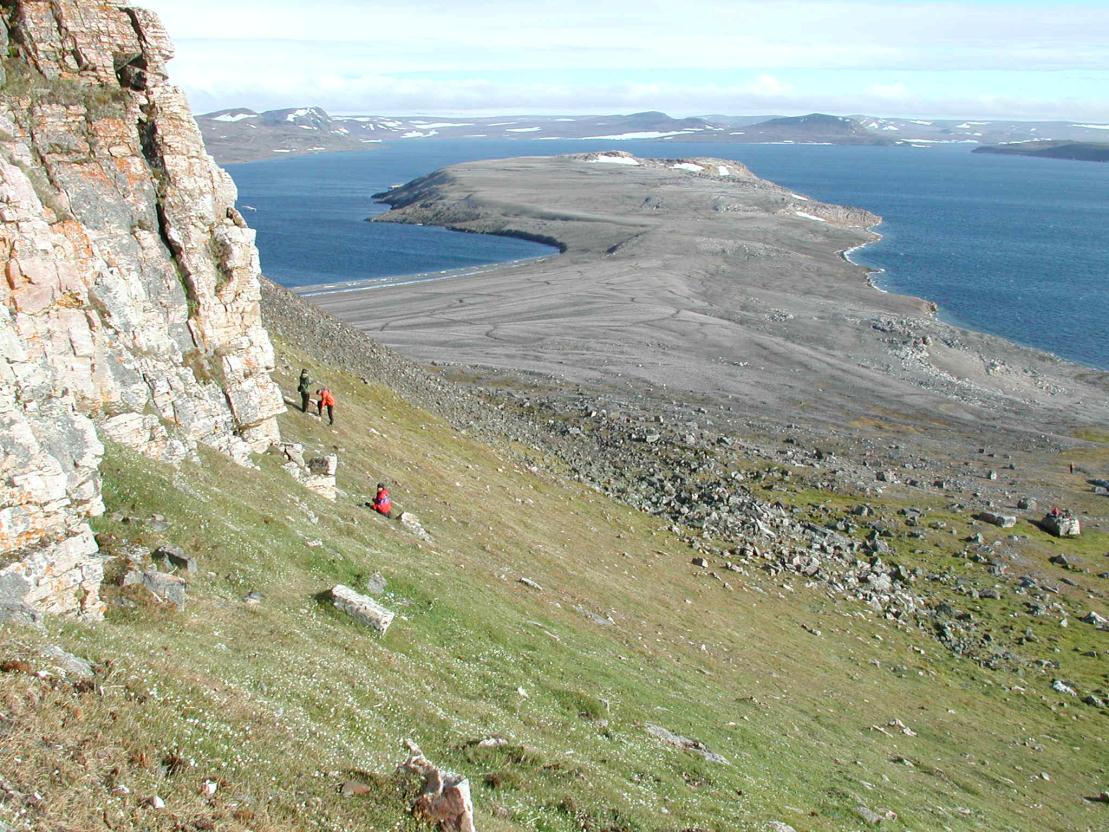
0,1,284,622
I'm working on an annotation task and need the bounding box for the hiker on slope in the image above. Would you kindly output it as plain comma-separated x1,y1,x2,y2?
297,369,312,413
316,386,336,425
372,483,392,517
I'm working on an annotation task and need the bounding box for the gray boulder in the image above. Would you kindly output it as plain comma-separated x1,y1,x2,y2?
1042,513,1081,537
124,570,187,608
977,511,1016,529
330,584,395,634
152,545,197,574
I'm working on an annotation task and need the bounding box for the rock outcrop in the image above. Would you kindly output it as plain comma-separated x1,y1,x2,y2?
329,584,395,634
399,740,476,832
269,442,338,501
1041,511,1080,537
0,1,284,622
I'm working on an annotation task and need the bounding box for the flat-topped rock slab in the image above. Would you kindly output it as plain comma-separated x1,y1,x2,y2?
329,584,395,634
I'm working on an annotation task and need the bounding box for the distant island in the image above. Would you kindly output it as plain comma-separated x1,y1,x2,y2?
973,140,1109,162
197,106,1109,164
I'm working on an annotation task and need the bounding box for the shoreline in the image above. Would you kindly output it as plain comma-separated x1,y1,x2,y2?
838,225,935,319
839,225,888,294
291,252,560,298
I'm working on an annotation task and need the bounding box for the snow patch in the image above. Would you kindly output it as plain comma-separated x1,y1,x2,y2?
717,165,731,176
506,127,542,133
581,131,690,140
790,193,810,201
671,162,703,172
794,211,827,223
1074,123,1109,130
588,155,640,166
213,112,257,123
903,139,979,144
400,130,439,138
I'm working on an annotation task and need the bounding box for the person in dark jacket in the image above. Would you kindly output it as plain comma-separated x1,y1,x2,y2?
297,369,311,413
372,483,392,517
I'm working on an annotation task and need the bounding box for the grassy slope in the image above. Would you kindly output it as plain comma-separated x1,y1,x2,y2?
1,339,1105,832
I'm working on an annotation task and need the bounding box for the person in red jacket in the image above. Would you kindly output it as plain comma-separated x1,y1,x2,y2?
372,483,392,517
316,387,335,425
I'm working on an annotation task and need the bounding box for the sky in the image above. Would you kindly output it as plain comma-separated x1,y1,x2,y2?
136,0,1109,121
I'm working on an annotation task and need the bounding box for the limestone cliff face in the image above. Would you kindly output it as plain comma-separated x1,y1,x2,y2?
0,1,284,622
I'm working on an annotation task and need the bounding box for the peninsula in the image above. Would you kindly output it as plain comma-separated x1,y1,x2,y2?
312,151,1108,449
973,140,1109,162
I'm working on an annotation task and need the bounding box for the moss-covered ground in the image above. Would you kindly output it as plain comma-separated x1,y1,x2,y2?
1,341,1105,831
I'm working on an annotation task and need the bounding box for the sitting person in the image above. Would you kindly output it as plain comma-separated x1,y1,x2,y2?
372,483,392,517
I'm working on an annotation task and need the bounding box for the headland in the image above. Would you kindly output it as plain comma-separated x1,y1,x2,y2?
310,151,1108,457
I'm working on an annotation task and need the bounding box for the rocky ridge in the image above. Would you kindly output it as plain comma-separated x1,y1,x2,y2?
0,1,284,622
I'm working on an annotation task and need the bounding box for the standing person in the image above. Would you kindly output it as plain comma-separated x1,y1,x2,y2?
372,483,392,517
317,386,335,425
297,369,312,413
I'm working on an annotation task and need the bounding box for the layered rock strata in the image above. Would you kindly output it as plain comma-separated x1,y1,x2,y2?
0,1,284,622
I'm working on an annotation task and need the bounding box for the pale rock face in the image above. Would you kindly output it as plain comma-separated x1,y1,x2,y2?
1042,513,1080,537
0,0,285,621
303,455,339,501
329,584,395,634
400,741,477,832
269,445,338,501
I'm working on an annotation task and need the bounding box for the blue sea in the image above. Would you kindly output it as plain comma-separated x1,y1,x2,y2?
228,140,1109,369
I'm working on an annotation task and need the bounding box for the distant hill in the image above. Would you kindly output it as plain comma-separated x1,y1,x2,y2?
759,113,870,135
194,105,1109,164
973,141,1109,162
620,110,713,131
196,107,731,163
730,112,885,144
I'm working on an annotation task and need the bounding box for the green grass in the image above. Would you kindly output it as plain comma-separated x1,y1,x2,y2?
0,58,128,118
2,341,1106,831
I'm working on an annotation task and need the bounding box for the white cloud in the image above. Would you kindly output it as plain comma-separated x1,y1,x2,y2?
138,1,1109,71
743,74,792,97
868,82,909,100
135,1,1109,119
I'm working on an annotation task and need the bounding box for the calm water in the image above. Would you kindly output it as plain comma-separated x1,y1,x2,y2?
229,140,1109,369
